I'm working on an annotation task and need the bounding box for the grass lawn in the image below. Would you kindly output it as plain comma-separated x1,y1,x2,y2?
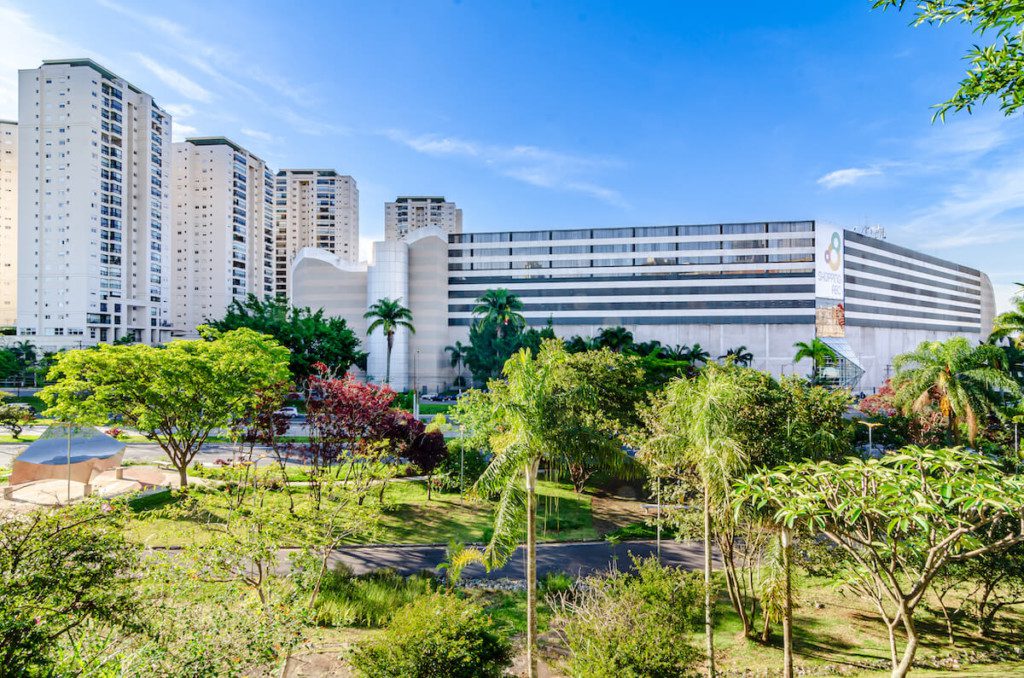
418,402,451,415
709,572,1024,676
125,478,598,547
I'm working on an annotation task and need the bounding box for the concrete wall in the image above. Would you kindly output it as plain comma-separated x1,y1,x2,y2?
366,241,410,388
407,228,451,393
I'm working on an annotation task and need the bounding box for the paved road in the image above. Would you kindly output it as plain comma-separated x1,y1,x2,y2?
322,539,715,578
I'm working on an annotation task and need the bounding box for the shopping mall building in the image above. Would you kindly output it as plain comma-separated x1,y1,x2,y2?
292,220,995,393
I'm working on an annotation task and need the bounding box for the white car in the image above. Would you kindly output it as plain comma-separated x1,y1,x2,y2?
275,406,300,418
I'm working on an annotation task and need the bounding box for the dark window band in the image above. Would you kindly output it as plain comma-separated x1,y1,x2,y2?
845,261,980,296
448,314,815,327
449,299,814,313
448,271,813,285
448,283,815,300
845,245,981,287
845,231,980,277
845,317,978,333
845,289,980,316
845,275,981,306
845,302,979,324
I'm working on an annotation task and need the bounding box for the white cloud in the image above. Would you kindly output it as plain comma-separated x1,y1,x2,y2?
816,167,882,189
384,130,626,206
135,53,212,102
99,0,312,106
240,127,276,143
163,103,196,119
0,6,79,119
171,123,198,142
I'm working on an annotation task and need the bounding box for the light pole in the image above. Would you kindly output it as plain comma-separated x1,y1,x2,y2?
65,422,72,502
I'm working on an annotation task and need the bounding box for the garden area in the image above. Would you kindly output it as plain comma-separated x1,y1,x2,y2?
4,274,1024,677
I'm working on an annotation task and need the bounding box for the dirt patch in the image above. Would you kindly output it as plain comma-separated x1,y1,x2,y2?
589,490,650,536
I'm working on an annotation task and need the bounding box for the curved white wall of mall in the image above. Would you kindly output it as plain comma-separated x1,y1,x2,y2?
366,240,410,389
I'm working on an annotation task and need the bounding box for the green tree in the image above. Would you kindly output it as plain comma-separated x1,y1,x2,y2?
891,337,1020,443
0,348,18,379
874,1,1024,118
445,340,468,387
0,501,144,675
463,317,553,385
0,394,34,439
364,297,415,385
735,446,1024,678
638,365,751,676
455,340,624,677
991,283,1024,348
594,326,635,353
9,340,37,369
472,288,525,338
719,345,754,367
207,294,364,382
555,348,646,492
792,338,836,382
39,328,291,487
682,343,711,368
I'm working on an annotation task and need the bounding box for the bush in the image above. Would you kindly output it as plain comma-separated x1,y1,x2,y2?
540,571,574,596
554,557,703,678
313,566,438,628
434,440,490,492
350,593,512,678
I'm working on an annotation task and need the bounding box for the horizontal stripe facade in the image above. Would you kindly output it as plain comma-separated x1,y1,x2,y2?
444,222,982,333
843,234,982,333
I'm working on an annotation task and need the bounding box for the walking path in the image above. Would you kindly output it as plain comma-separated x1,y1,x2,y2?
321,539,714,578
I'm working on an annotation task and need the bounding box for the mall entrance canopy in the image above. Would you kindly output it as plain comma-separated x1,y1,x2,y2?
9,425,125,485
817,337,866,390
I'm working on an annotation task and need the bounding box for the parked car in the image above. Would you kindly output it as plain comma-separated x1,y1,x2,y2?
275,406,300,418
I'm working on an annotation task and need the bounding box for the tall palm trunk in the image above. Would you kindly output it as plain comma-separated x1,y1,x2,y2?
385,331,394,384
781,526,793,678
704,481,716,677
525,459,540,678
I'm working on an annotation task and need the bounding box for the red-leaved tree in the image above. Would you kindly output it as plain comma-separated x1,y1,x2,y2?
302,367,397,509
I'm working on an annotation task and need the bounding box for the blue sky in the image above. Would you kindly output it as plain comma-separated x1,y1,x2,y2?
1,0,1020,310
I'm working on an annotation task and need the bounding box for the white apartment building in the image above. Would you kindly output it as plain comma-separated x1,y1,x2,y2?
385,195,462,240
0,120,16,328
15,59,172,348
171,137,274,336
274,169,358,299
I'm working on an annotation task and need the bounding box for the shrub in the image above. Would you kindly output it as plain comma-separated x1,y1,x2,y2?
540,571,574,596
350,593,512,678
435,440,489,492
554,557,703,678
313,566,438,628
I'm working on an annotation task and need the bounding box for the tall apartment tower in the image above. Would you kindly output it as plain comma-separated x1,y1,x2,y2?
274,169,358,298
16,59,172,347
171,137,274,336
0,120,17,328
384,196,462,240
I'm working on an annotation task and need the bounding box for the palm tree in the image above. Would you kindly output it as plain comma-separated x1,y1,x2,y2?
595,326,635,353
10,340,36,368
892,337,1020,443
792,338,836,383
467,341,625,678
364,297,415,384
719,345,754,367
683,343,711,366
445,341,468,387
991,283,1024,348
472,288,525,338
640,364,749,677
